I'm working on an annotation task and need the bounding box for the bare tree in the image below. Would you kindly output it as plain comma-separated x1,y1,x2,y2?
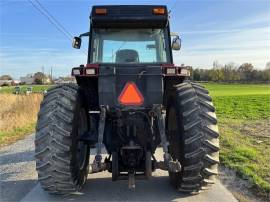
0,75,13,80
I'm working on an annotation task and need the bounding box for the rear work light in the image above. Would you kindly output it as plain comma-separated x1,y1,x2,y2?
118,82,144,106
153,7,165,15
95,8,107,15
162,64,190,76
85,64,99,76
72,69,81,76
85,68,96,75
180,68,191,76
72,64,99,77
166,68,176,74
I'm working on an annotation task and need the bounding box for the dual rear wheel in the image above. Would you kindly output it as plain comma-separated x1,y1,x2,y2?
35,82,219,194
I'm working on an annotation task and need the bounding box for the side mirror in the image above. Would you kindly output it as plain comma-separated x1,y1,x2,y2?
72,37,81,49
172,36,181,50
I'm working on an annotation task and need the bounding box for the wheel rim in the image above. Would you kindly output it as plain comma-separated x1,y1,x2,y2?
77,109,88,170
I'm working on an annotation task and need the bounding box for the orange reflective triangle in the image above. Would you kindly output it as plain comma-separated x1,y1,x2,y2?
118,82,144,105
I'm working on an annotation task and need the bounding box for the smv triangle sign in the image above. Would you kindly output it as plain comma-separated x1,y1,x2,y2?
118,82,144,106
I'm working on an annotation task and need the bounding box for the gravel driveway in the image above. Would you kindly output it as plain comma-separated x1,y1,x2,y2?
0,134,37,202
1,134,237,202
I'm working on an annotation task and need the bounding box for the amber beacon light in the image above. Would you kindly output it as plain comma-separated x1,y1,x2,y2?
153,7,165,15
95,8,107,15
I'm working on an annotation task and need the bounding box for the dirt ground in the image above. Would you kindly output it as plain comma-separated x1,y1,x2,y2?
219,119,270,202
219,166,269,202
240,119,270,139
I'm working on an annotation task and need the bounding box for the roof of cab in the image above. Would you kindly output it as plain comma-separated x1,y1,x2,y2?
90,5,168,28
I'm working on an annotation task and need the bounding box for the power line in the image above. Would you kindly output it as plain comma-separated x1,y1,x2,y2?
27,0,87,55
34,0,73,39
27,0,71,41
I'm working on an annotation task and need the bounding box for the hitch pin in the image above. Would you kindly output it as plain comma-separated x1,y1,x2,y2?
128,171,135,190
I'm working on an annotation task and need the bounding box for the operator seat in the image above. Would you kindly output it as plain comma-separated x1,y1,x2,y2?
115,49,139,63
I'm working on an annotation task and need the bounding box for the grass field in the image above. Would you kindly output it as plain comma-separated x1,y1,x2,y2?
0,85,52,94
203,83,270,196
204,83,270,97
0,94,43,146
0,85,51,146
204,83,270,120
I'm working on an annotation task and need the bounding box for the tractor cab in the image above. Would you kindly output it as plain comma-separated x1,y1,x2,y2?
72,6,180,58
72,5,186,109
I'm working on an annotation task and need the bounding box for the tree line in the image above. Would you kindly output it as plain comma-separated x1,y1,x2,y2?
0,72,52,86
190,62,270,82
1,62,270,84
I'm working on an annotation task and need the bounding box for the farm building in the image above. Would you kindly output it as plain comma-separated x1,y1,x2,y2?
20,74,34,84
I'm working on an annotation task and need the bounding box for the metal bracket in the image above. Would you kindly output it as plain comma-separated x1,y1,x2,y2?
155,105,181,173
79,131,96,144
89,161,107,174
91,106,106,172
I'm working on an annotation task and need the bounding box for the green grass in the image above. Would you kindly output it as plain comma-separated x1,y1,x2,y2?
0,122,36,146
203,83,270,120
204,83,270,97
0,85,53,94
204,83,270,196
213,95,270,120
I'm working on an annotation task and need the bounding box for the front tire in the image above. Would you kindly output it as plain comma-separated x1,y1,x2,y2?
167,82,219,193
35,84,90,194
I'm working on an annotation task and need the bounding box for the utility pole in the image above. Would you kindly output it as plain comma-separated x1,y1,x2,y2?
42,66,44,85
50,67,53,84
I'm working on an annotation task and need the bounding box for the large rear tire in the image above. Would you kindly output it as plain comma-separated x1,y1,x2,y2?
35,84,90,194
167,82,219,193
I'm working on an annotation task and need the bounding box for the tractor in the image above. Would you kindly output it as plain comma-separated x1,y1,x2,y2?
35,5,219,194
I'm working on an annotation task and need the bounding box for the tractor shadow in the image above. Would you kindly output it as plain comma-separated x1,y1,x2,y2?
81,175,191,201
0,150,34,166
23,174,191,202
21,172,234,202
1,179,37,202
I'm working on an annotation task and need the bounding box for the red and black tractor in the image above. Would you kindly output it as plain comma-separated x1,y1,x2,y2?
35,5,219,194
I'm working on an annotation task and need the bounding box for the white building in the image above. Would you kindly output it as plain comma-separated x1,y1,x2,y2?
20,74,34,84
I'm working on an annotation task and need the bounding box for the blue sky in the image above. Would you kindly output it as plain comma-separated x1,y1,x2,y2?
0,0,270,78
